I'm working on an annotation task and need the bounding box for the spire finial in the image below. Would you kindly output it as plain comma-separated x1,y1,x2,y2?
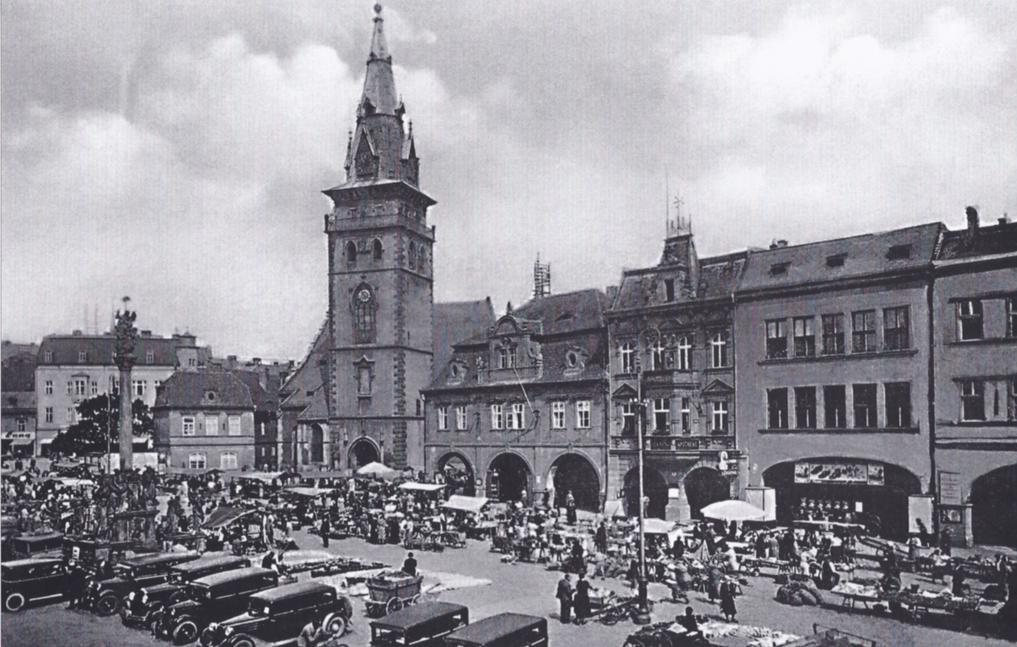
374,3,383,17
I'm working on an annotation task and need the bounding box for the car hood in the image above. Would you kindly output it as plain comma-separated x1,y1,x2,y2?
167,599,202,614
217,611,264,631
143,582,181,597
97,576,130,589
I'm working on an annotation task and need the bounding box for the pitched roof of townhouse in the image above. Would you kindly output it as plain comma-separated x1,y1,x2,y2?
2,342,38,363
1,354,36,392
610,251,748,311
37,333,211,367
154,369,253,409
279,319,330,411
737,223,943,294
432,299,496,378
937,220,1017,261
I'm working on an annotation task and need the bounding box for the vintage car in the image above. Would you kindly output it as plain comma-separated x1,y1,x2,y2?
64,535,136,568
370,601,469,647
443,613,548,647
84,550,202,616
1,557,72,612
155,567,279,644
199,581,353,647
120,554,252,628
9,531,64,559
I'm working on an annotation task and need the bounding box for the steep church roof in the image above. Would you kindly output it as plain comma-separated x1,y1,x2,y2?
433,299,496,380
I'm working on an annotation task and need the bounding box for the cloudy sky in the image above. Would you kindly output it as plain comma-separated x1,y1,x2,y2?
3,1,1015,359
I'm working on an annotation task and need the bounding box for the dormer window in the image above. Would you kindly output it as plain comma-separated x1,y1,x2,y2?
826,254,846,268
887,244,911,260
565,351,579,368
664,278,676,302
497,345,515,369
146,350,155,364
769,262,790,276
205,391,217,402
78,350,87,362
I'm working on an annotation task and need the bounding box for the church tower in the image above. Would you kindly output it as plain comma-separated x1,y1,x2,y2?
323,4,435,470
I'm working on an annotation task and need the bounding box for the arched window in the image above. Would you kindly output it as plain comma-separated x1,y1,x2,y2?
408,241,416,269
353,284,376,344
346,241,357,267
372,239,383,261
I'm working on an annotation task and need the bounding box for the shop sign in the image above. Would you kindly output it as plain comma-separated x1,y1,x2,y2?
938,471,962,506
794,461,884,486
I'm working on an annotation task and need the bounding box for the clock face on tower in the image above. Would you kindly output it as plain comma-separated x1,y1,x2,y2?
357,287,372,303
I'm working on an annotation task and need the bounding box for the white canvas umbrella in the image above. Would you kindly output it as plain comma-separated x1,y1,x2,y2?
355,461,399,481
700,499,766,522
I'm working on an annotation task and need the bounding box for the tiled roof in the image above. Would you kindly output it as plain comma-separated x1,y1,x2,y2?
37,333,210,367
937,221,1017,260
1,354,36,392
433,299,495,379
154,369,253,409
509,289,609,336
611,252,747,311
737,223,942,293
230,370,279,412
297,386,329,422
2,342,38,362
279,318,329,411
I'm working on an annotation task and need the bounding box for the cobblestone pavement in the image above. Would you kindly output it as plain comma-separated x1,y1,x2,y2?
2,528,1010,647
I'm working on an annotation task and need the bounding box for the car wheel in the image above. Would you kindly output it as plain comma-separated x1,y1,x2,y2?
386,597,403,614
173,619,199,645
95,593,120,617
4,592,26,612
324,613,348,636
230,635,256,647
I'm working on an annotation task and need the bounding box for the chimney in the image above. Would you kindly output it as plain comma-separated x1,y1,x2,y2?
252,357,262,365
140,330,152,337
999,213,1010,225
769,239,789,250
966,206,979,239
72,329,83,336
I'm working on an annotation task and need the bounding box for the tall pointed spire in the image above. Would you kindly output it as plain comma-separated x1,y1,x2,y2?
359,3,400,118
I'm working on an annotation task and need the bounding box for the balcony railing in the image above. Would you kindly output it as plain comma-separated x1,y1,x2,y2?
610,434,736,452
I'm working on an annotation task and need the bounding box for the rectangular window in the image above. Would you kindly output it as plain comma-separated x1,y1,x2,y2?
767,389,788,429
621,402,636,435
45,407,53,423
680,397,691,434
576,400,591,429
66,381,73,395
78,350,87,363
650,340,673,370
455,406,468,431
145,350,155,364
793,317,815,358
883,306,910,350
958,299,984,340
73,378,87,396
620,342,635,374
490,404,504,430
1008,296,1017,338
853,384,878,428
182,416,196,436
437,406,449,431
357,366,371,396
710,331,728,368
90,380,98,395
794,386,817,429
220,452,238,470
821,314,845,355
17,419,26,432
664,279,675,302
885,382,912,428
711,400,729,434
851,310,876,353
205,416,219,436
66,407,75,423
653,398,670,432
228,416,242,436
961,380,985,421
766,320,787,359
44,380,53,395
188,453,206,470
823,385,846,428
1008,377,1017,421
508,403,525,430
133,380,146,397
44,351,52,363
677,336,692,370
497,347,515,369
551,402,566,429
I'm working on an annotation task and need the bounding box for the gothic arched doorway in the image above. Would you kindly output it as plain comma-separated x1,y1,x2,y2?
438,453,475,496
487,453,532,504
348,438,379,468
549,453,600,512
684,467,730,520
624,466,668,519
971,464,1017,547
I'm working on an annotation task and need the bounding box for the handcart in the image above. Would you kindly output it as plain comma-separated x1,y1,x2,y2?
364,572,429,617
439,529,467,548
405,528,445,552
490,521,512,553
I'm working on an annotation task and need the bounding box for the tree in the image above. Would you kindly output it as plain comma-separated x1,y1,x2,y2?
50,392,153,456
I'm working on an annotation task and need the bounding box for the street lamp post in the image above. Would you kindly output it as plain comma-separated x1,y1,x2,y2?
631,323,662,625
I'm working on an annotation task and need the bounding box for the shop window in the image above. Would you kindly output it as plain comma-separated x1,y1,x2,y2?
885,382,912,428
961,380,985,421
677,336,692,370
767,389,788,429
653,398,670,433
490,404,504,430
851,311,876,353
853,384,878,428
680,397,692,434
823,385,846,428
711,400,729,434
621,402,636,435
883,306,910,350
437,406,448,431
793,317,815,358
794,387,817,429
957,299,983,340
182,416,196,436
576,400,591,429
822,314,845,355
455,406,468,431
710,331,729,368
766,320,787,359
619,341,635,373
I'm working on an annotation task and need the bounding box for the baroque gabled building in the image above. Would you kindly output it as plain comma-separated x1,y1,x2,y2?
322,5,435,470
606,223,747,520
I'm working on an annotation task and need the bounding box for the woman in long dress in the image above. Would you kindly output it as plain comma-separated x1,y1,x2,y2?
573,572,591,624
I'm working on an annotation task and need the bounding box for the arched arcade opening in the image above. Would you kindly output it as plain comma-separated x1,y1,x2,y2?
624,466,668,519
438,452,476,496
548,453,600,512
349,438,380,468
684,467,730,520
487,453,533,504
971,464,1017,547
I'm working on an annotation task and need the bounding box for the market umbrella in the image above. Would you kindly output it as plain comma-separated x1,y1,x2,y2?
700,499,766,522
356,461,399,481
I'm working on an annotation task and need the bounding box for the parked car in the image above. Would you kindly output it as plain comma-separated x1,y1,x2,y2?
371,601,469,647
1,557,72,612
199,581,353,647
9,531,64,559
443,613,548,647
155,567,279,645
84,550,202,616
120,554,252,629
